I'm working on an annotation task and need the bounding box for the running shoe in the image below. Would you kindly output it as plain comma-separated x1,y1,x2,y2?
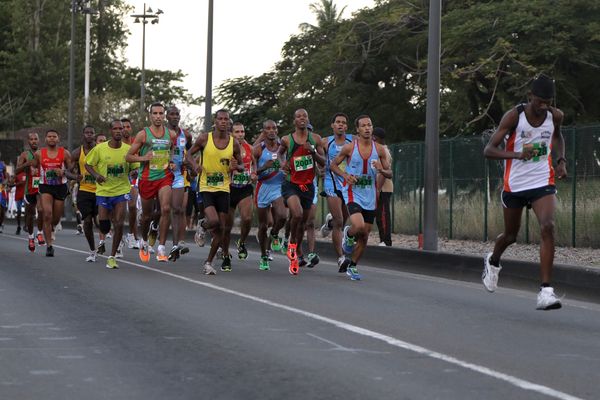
46,246,54,257
148,246,155,254
320,213,333,237
298,256,307,268
288,258,299,275
16,226,21,235
342,226,355,255
338,256,350,273
536,287,562,310
86,251,97,262
216,247,224,260
97,240,106,255
115,240,124,259
138,241,150,263
168,244,181,261
266,249,273,261
346,265,361,281
270,235,281,252
156,245,168,262
203,261,217,275
286,242,297,261
126,233,137,249
482,252,502,293
178,241,189,256
194,219,206,247
281,237,288,255
221,254,232,272
148,221,158,247
307,252,320,268
28,238,35,252
259,256,270,271
76,224,83,235
55,222,62,232
37,232,45,245
106,231,112,239
105,256,119,269
236,239,248,260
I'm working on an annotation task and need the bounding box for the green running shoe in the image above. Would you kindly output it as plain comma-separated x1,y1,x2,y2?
106,256,119,269
270,235,282,252
259,256,270,271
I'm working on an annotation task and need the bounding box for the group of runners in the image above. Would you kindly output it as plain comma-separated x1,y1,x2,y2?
1,73,568,308
7,104,392,281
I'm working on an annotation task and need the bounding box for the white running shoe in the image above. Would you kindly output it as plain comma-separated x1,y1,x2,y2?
320,213,333,238
55,222,62,232
536,287,562,310
203,261,217,275
194,219,206,247
85,251,97,262
482,252,502,292
126,233,137,249
378,242,386,246
115,240,124,259
149,246,155,254
106,231,112,239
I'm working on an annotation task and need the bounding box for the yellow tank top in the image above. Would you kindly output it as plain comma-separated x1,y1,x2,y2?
199,132,233,193
79,145,96,193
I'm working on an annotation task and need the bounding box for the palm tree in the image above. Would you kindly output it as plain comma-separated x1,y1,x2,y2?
299,0,347,32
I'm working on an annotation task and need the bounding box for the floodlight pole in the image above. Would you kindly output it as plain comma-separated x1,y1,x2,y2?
203,0,214,133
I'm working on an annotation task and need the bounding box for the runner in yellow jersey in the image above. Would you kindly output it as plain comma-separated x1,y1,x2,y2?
186,109,244,275
121,117,141,250
71,125,101,262
85,120,139,269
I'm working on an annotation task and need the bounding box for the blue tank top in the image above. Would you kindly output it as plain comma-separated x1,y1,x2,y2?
343,140,378,210
171,129,187,172
325,134,353,191
257,142,283,185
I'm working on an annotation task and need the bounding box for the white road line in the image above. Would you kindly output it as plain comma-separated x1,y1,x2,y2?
0,235,587,400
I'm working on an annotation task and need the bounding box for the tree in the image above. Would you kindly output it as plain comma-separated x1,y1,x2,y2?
299,0,347,32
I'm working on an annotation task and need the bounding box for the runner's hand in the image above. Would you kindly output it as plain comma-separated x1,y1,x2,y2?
556,162,567,179
95,175,106,184
518,147,534,160
344,173,357,185
142,150,154,162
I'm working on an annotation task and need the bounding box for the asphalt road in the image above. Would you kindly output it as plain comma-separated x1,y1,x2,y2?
1,228,599,400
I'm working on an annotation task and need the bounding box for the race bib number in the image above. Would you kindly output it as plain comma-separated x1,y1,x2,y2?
83,174,96,184
523,142,548,162
32,177,40,189
354,175,373,188
232,172,250,186
45,170,59,184
150,149,170,170
293,155,313,172
206,172,225,187
107,164,125,178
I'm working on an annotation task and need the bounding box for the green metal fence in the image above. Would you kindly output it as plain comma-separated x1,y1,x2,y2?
387,125,600,248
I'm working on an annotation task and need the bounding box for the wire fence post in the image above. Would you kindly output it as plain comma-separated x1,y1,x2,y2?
571,130,577,247
448,140,454,239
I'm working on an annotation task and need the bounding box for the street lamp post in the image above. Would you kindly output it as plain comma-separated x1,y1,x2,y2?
203,0,214,133
67,0,77,152
131,4,163,114
83,1,98,124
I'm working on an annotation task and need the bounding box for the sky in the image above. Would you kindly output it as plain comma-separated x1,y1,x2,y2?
123,0,376,123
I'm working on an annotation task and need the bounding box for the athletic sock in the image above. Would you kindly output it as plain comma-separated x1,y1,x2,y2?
541,282,551,288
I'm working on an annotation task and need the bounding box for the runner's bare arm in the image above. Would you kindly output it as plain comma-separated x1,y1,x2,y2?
484,108,532,160
185,133,208,176
15,152,30,174
312,133,326,167
125,130,151,163
551,107,567,179
231,140,244,172
330,143,357,184
374,143,392,179
62,150,78,181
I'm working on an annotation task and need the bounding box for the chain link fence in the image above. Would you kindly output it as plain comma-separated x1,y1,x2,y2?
388,125,600,248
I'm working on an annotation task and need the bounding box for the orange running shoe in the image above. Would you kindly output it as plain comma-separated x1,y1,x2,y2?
28,238,35,252
138,241,150,263
36,233,45,245
288,258,299,276
286,242,297,261
156,245,168,262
